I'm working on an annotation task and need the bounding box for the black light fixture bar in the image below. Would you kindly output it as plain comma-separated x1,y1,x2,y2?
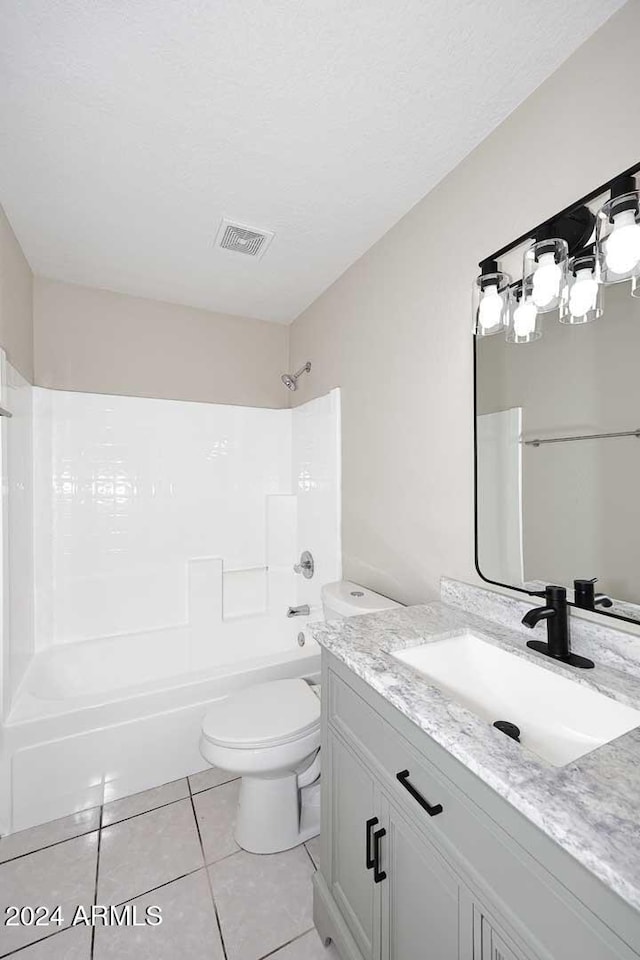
479,161,640,268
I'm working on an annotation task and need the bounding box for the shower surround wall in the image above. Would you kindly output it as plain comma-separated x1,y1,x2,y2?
34,391,290,646
1,387,340,834
0,354,35,719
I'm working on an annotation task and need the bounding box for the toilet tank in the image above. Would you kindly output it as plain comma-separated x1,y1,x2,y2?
321,580,401,620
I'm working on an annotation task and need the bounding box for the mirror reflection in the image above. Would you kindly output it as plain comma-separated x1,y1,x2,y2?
476,280,640,622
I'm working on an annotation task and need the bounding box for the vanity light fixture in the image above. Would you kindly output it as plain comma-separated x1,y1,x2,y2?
474,162,640,344
472,259,511,336
523,238,569,314
506,281,541,344
596,175,640,284
560,246,602,324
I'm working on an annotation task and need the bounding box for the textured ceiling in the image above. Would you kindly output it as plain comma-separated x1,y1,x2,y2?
0,0,625,322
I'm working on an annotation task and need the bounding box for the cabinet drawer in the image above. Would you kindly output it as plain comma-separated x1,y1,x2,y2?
328,667,638,960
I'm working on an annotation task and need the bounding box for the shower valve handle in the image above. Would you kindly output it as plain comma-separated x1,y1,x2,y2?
293,551,314,579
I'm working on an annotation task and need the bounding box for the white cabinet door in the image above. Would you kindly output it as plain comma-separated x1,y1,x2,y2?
383,799,464,960
328,730,382,960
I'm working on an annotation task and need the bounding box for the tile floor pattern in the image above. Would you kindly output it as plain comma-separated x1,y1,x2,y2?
0,768,339,960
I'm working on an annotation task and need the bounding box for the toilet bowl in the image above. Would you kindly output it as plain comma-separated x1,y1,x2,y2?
200,678,321,854
199,581,401,855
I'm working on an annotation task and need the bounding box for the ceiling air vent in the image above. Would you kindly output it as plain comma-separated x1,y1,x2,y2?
215,219,274,259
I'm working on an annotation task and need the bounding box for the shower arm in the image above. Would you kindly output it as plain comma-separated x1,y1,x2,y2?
292,362,311,380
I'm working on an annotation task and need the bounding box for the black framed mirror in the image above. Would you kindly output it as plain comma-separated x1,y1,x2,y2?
474,162,640,626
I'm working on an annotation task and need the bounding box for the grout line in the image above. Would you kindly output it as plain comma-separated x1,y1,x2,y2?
13,855,243,921
85,776,240,829
187,783,203,860
0,776,243,960
0,842,316,960
0,798,182,865
0,776,239,866
0,809,103,960
207,848,241,867
89,803,103,960
190,775,239,796
112,865,205,908
0,825,100,867
208,877,230,960
101,794,190,831
0,922,78,959
302,841,317,871
257,926,316,960
189,788,229,960
0,821,105,960
0,868,215,958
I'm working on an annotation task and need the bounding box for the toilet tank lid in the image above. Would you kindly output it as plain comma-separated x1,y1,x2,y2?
321,580,402,616
202,678,320,749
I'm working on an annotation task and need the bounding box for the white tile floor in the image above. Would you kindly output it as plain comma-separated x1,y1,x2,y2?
0,770,339,960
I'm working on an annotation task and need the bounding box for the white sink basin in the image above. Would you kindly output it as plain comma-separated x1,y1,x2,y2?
392,632,640,766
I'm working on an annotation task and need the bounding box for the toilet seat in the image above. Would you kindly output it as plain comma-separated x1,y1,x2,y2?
202,678,320,750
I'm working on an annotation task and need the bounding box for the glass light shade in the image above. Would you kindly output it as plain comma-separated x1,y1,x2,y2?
523,238,569,314
597,190,640,284
560,253,603,324
506,282,542,344
472,271,510,336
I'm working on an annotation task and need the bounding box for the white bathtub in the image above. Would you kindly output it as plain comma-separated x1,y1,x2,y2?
1,618,320,834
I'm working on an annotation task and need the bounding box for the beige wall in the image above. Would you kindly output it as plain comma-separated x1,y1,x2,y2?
289,1,640,605
34,278,290,408
0,204,33,382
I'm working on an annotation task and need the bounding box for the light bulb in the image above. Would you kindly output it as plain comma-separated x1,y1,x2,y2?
478,283,503,332
513,300,537,338
532,252,562,307
569,268,598,318
605,209,640,275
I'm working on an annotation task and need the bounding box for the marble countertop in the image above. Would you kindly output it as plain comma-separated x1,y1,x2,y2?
310,598,640,911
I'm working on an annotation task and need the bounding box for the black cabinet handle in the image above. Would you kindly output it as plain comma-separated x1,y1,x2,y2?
396,769,443,817
372,827,387,883
365,817,378,870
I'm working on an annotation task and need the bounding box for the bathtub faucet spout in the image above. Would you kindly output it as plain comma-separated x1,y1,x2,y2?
287,604,310,618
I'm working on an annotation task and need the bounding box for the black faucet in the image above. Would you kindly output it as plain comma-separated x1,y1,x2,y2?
573,578,613,611
522,585,594,669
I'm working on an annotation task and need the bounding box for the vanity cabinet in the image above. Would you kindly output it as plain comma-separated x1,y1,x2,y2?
475,911,525,960
327,726,466,960
382,795,464,960
328,728,465,960
314,652,640,960
329,733,381,960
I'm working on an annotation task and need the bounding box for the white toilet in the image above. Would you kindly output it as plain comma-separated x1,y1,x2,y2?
199,580,400,854
320,579,401,620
